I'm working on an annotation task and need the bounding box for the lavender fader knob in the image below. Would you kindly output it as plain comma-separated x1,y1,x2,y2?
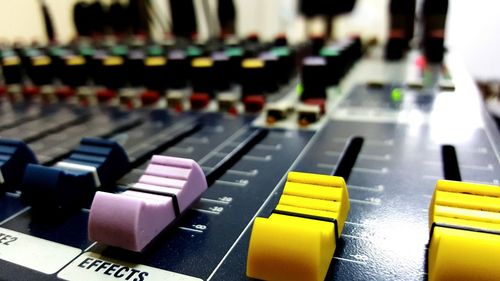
88,155,208,252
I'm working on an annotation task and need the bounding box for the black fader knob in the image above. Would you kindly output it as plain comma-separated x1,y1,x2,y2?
166,50,189,89
127,50,146,87
98,56,127,89
212,52,231,91
60,55,89,87
259,52,280,93
190,57,216,97
319,46,345,85
240,58,267,96
1,55,23,84
27,55,55,85
270,47,295,85
300,56,328,101
225,47,244,84
143,56,168,91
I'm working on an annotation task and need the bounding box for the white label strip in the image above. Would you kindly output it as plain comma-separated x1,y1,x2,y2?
58,252,202,281
0,227,82,274
56,161,101,187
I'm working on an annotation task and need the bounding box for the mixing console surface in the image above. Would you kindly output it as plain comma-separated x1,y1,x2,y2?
0,38,499,281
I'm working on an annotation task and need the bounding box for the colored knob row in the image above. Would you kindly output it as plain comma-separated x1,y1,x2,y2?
1,44,299,113
187,53,293,112
247,171,350,281
0,40,297,92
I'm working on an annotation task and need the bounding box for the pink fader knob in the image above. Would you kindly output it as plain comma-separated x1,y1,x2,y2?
88,155,207,252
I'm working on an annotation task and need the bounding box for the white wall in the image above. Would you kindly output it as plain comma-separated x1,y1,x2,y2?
446,0,500,80
0,0,75,44
0,0,498,79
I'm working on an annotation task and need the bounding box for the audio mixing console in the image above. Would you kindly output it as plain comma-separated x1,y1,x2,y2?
0,37,499,281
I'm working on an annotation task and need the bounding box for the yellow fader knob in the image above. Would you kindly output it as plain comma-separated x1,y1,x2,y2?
247,171,350,281
428,180,500,281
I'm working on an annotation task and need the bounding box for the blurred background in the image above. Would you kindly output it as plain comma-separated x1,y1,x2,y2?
0,0,499,124
0,0,499,80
